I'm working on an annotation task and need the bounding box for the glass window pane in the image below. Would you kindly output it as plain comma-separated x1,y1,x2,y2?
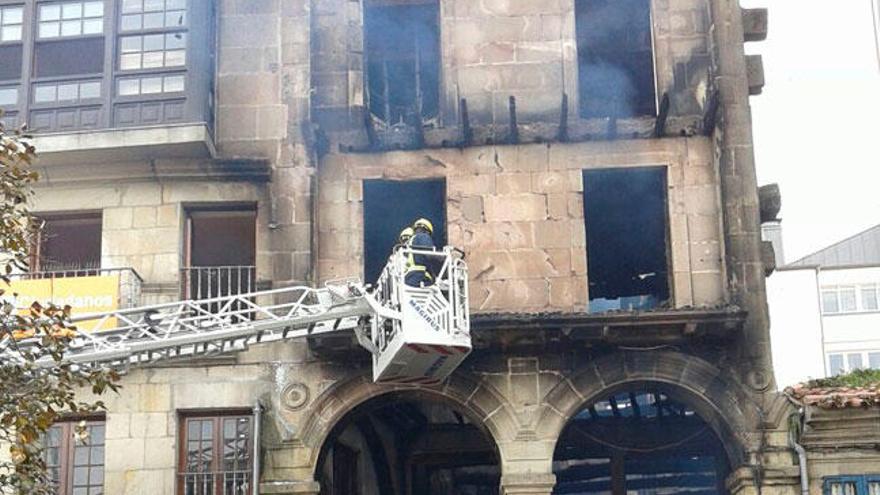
862,287,878,311
166,10,185,27
165,32,185,49
122,0,143,13
869,352,880,369
90,466,103,484
143,11,163,28
39,21,61,38
165,49,185,66
829,354,844,376
5,7,24,24
41,5,62,21
121,14,141,30
80,81,101,98
164,75,184,92
120,53,141,69
0,87,17,105
61,20,82,36
74,466,89,484
74,446,89,464
2,25,22,41
848,353,863,371
120,36,141,52
82,18,102,34
167,0,186,9
58,83,79,101
830,481,858,495
822,290,839,314
91,425,104,445
73,488,87,495
143,33,164,50
84,1,104,17
62,3,83,19
34,85,57,103
144,0,164,11
141,77,162,93
868,481,880,495
142,51,163,68
840,287,857,312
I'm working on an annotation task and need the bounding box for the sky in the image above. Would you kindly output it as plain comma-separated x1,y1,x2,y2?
740,0,880,263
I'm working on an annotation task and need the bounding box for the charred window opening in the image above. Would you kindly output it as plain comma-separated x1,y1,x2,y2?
32,212,102,272
363,179,446,284
583,167,669,311
364,0,440,126
575,0,657,119
183,206,256,302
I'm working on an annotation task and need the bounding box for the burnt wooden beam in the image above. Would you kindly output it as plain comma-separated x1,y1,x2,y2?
459,98,472,147
363,110,378,150
507,96,519,144
653,92,671,138
703,89,720,136
558,93,569,142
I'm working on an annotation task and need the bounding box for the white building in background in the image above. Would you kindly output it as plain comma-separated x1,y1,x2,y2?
768,224,880,386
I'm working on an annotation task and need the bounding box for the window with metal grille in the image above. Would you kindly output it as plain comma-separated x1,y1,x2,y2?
364,0,440,126
178,412,254,495
43,419,106,495
31,211,102,273
575,0,657,118
824,476,880,495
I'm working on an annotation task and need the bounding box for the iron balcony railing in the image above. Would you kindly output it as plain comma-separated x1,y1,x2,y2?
180,266,256,317
178,471,251,495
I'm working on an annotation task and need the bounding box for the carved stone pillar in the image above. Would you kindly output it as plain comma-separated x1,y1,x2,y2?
259,480,321,495
501,473,556,495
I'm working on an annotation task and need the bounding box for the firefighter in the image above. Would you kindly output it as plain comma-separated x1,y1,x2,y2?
394,227,414,253
405,218,438,287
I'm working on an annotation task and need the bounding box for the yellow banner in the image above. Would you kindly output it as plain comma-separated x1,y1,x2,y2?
5,275,119,333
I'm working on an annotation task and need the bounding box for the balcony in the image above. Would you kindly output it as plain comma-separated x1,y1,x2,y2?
7,267,143,321
0,0,216,166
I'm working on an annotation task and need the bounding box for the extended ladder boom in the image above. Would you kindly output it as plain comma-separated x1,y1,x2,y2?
0,247,471,383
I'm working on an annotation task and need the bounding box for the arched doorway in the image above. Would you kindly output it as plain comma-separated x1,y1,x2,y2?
553,384,731,494
316,392,501,495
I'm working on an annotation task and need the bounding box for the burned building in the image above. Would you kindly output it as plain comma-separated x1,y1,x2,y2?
3,0,853,494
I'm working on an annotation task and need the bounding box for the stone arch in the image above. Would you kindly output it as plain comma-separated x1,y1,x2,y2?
538,350,760,466
299,370,518,478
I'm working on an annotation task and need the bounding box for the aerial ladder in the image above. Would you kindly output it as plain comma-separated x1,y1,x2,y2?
0,247,471,385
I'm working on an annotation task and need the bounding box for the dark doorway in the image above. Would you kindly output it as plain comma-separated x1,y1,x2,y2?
363,179,446,284
364,0,440,125
582,167,669,312
554,386,730,495
183,206,256,303
575,0,656,118
318,393,500,495
32,212,102,272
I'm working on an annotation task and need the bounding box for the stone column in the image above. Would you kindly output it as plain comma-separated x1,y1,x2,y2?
709,0,775,392
260,480,321,495
501,473,557,495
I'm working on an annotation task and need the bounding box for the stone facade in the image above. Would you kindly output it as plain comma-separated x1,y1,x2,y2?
15,0,874,494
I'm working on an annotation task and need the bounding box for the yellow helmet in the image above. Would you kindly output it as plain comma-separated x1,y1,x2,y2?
413,218,434,235
398,227,414,243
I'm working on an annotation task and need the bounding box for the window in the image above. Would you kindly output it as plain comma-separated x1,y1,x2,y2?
43,419,106,495
0,86,17,105
821,285,880,314
0,5,23,42
829,354,845,376
32,212,102,272
583,167,669,312
847,353,864,371
33,80,101,103
119,32,186,70
824,476,880,495
120,0,186,32
183,207,256,301
362,179,446,284
178,412,253,495
37,1,104,39
869,352,880,369
575,0,656,118
364,0,440,126
118,73,184,95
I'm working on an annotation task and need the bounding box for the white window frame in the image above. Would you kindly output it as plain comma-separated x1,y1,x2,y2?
820,284,880,315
